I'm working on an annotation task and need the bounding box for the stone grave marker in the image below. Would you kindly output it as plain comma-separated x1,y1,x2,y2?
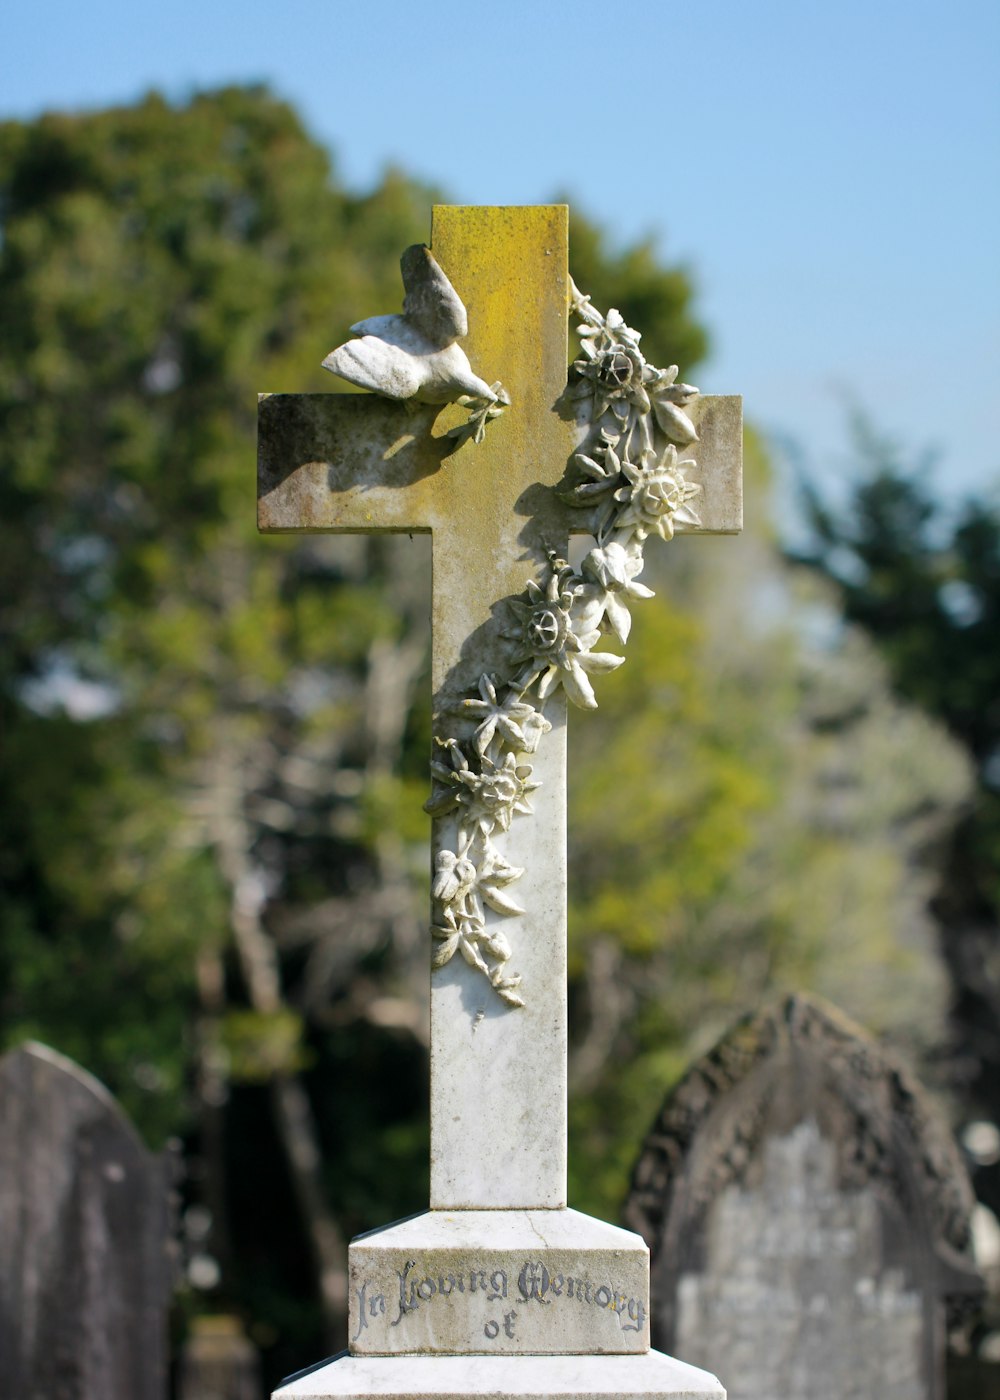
0,1040,174,1400
258,204,742,1398
179,1316,262,1400
625,994,983,1400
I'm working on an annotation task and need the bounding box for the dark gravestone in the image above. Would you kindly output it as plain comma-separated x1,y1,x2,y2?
625,995,982,1400
0,1041,173,1400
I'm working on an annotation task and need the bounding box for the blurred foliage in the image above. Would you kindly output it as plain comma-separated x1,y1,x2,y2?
566,427,970,1213
0,86,976,1383
565,202,708,376
0,86,436,1147
799,419,1000,1221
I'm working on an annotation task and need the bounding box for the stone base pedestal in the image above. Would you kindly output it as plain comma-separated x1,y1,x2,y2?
276,1209,724,1396
274,1350,725,1398
349,1208,649,1355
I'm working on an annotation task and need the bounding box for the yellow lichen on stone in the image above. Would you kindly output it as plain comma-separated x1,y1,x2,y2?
424,206,576,691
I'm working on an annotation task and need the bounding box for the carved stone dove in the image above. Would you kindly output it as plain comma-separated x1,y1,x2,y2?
322,245,507,411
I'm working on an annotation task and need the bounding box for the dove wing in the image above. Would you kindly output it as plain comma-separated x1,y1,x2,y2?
400,244,468,348
322,335,424,400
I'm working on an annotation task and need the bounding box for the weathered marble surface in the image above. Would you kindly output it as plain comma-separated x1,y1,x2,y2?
348,1208,649,1355
274,1349,725,1398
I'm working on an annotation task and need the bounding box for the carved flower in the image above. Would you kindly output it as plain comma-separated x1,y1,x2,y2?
431,906,461,968
482,927,512,962
425,740,539,835
517,708,552,754
572,309,651,422
504,556,624,710
460,674,550,757
434,830,525,920
613,445,701,542
424,738,468,818
490,968,524,1008
570,279,700,442
578,540,655,643
463,752,538,833
504,559,575,663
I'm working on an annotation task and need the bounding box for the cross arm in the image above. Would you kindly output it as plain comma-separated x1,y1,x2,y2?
257,392,452,534
672,395,742,535
258,391,742,538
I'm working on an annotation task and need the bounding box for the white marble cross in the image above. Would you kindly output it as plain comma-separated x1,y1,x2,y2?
258,205,742,1218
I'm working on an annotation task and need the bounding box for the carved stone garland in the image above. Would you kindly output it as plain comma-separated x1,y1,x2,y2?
425,282,702,1007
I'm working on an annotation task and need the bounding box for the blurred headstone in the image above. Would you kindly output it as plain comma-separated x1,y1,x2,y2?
180,1316,262,1400
625,995,982,1400
0,1040,173,1400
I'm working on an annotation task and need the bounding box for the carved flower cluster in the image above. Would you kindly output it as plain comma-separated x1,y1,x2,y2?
562,285,702,545
570,288,700,445
424,282,702,1007
502,554,625,711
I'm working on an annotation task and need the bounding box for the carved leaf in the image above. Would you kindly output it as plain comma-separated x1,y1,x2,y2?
481,885,526,917
424,786,459,817
432,934,459,968
459,936,491,976
652,398,698,445
579,651,625,676
561,664,598,710
603,592,633,644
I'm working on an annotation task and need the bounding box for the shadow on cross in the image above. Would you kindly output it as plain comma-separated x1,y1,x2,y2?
257,394,460,506
438,466,578,712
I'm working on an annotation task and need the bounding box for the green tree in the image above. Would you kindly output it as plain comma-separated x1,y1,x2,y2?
799,421,1000,1217
566,204,708,374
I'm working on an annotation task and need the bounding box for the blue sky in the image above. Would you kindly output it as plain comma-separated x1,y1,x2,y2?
4,0,998,516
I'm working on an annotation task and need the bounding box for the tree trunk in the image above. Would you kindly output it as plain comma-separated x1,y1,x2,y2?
208,735,349,1348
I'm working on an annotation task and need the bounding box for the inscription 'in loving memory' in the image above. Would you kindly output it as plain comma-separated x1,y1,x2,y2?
353,1260,648,1343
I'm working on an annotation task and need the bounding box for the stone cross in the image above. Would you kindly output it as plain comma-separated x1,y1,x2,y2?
260,205,741,1396
259,203,740,1209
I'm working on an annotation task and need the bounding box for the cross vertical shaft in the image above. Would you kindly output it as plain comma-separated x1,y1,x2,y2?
424,207,575,1209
